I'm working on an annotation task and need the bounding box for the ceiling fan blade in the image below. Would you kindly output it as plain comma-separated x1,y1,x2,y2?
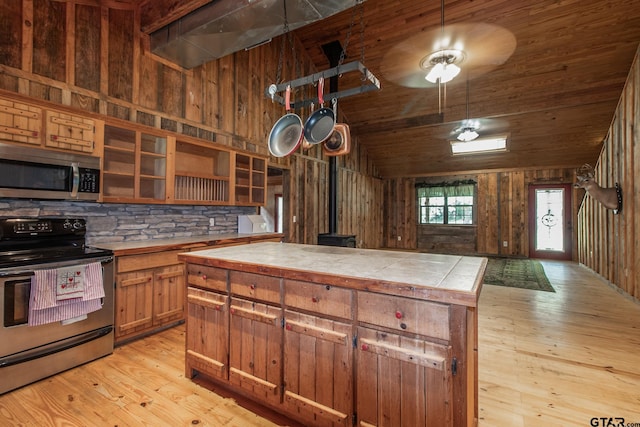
380,23,516,88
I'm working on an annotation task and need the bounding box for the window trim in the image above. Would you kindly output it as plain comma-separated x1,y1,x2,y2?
417,181,477,226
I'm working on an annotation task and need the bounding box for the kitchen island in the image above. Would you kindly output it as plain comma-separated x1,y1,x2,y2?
179,242,485,427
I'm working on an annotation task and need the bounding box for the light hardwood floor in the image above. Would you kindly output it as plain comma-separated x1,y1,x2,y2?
1,260,639,426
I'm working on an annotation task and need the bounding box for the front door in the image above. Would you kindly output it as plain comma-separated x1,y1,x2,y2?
528,184,572,260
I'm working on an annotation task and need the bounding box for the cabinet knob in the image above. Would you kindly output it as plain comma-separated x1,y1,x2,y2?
311,296,319,303
33,131,39,137
201,274,207,280
395,310,403,319
285,323,292,330
250,284,256,290
147,277,152,282
400,322,407,330
361,343,369,351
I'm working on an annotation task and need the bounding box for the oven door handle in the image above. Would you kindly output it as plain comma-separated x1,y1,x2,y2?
0,256,113,277
70,162,80,198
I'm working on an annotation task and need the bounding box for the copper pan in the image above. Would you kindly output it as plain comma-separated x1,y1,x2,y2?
322,123,351,157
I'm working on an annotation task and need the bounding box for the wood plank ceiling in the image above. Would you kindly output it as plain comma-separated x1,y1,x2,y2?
139,0,640,178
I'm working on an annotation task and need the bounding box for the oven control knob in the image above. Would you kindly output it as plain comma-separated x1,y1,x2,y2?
63,221,73,229
72,221,84,230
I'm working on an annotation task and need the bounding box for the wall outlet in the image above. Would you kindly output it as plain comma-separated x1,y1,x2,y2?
209,218,215,227
397,235,402,241
503,240,508,247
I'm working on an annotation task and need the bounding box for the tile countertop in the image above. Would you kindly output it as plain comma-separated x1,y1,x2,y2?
180,242,487,307
91,233,283,256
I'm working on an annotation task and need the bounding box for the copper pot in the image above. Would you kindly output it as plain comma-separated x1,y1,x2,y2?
322,123,351,156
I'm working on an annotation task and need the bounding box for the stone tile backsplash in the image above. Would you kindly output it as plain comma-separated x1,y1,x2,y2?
0,199,256,245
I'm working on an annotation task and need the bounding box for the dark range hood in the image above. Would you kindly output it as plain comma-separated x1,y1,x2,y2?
150,0,361,69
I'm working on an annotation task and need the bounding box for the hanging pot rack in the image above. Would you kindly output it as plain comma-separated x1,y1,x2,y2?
265,60,380,110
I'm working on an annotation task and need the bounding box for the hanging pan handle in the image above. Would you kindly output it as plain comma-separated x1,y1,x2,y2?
318,77,325,106
285,85,292,112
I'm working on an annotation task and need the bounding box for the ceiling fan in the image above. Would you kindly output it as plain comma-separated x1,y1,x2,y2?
380,22,516,89
448,77,508,142
380,0,516,88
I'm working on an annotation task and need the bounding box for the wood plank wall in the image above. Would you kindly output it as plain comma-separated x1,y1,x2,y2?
578,46,639,301
0,0,384,248
383,167,579,257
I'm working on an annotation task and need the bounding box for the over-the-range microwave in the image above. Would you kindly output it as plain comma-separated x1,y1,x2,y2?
0,142,100,201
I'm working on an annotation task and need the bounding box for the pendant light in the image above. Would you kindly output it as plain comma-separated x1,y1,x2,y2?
457,77,479,142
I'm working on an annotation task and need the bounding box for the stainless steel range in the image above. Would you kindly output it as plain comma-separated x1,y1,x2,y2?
0,217,114,394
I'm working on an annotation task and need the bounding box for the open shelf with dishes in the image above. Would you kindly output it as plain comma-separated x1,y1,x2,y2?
173,140,231,204
100,120,266,206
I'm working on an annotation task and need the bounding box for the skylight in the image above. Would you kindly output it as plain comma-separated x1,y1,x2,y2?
450,135,508,155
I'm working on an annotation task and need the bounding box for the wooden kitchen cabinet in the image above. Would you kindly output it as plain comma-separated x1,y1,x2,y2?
282,279,354,426
356,327,453,427
228,270,282,405
0,94,105,155
114,250,185,344
180,243,484,427
0,97,42,146
234,153,266,206
45,109,97,153
102,124,169,203
114,268,154,338
283,310,353,427
173,139,231,204
185,286,228,381
229,297,283,406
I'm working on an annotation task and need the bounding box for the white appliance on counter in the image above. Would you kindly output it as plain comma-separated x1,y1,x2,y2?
238,215,267,233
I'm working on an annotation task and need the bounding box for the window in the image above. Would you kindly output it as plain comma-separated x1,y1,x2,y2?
417,183,475,225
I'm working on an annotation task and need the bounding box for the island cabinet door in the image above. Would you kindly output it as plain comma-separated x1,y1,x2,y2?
356,327,453,427
185,287,229,381
229,297,283,406
282,310,353,427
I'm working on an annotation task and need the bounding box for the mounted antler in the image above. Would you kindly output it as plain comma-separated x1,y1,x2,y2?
574,164,622,214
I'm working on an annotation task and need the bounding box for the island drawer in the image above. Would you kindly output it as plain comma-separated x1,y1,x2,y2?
186,265,227,292
230,271,281,304
357,292,450,340
284,279,353,319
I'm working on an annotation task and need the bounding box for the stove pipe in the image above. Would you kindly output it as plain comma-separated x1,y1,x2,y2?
318,41,356,248
322,41,342,235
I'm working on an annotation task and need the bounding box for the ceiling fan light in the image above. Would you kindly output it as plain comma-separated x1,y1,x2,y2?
457,127,479,142
440,63,460,83
425,61,461,84
425,62,445,83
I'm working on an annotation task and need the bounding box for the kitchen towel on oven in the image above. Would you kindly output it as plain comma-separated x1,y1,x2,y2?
29,262,105,326
55,265,85,300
